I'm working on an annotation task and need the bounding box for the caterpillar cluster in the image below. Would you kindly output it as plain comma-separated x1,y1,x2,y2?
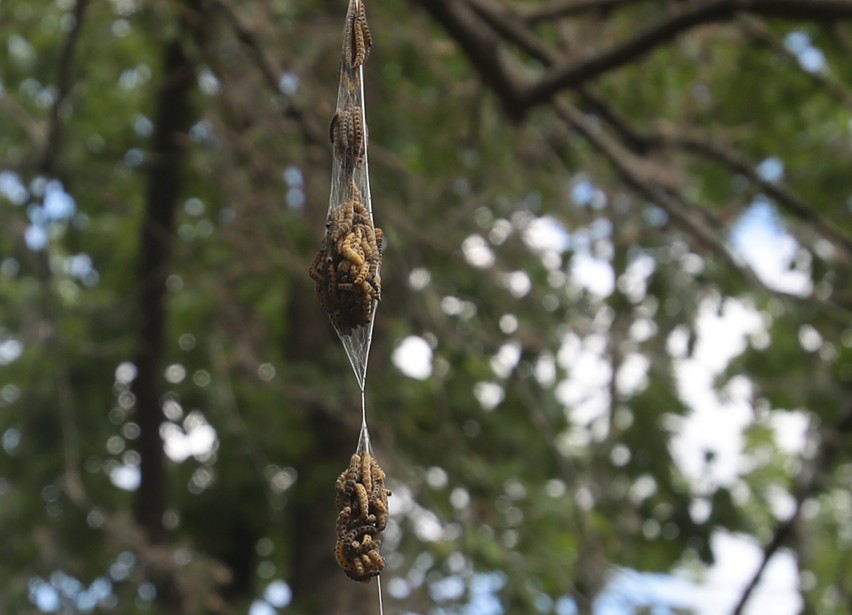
334,452,391,583
308,185,383,335
309,0,382,335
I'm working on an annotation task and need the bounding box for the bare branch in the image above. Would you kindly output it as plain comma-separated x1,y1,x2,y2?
732,399,852,614
423,0,852,314
571,86,852,262
525,0,852,110
738,15,852,109
208,0,325,147
649,128,852,262
550,99,852,318
416,0,852,117
514,0,640,24
0,94,46,153
551,100,733,254
410,0,531,119
41,0,91,176
211,0,282,97
466,0,852,261
470,0,556,61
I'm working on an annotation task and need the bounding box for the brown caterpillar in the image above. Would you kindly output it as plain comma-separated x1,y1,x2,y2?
329,107,364,171
344,0,372,70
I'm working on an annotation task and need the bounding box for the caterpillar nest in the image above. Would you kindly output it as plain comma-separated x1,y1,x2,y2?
308,186,383,335
334,452,391,582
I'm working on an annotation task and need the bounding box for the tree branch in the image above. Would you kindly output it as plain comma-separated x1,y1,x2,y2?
40,0,91,176
551,100,732,255
552,99,852,319
732,399,852,614
738,15,852,109
466,0,852,262
409,0,533,120
648,127,852,262
416,0,852,118
515,0,640,24
424,0,852,314
208,0,325,147
525,0,852,111
571,84,852,263
0,95,45,155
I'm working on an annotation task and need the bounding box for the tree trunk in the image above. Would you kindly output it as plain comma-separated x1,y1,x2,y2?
130,3,200,610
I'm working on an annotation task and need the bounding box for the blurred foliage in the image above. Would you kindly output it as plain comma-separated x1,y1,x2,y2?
1,1,851,614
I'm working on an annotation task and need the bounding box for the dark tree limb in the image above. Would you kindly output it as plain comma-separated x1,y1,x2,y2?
564,83,852,262
451,0,852,264
526,0,852,110
515,0,642,24
552,99,852,319
571,86,852,262
409,0,532,119
470,0,556,61
414,0,852,118
552,90,852,262
551,100,733,259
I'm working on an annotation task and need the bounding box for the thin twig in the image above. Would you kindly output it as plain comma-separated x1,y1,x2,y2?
208,334,275,497
738,15,852,110
514,0,641,24
208,0,324,146
732,400,852,614
551,99,852,320
41,0,91,176
514,373,601,611
0,95,46,153
648,127,852,262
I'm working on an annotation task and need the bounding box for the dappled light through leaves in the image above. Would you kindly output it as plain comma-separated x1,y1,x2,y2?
1,1,851,614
